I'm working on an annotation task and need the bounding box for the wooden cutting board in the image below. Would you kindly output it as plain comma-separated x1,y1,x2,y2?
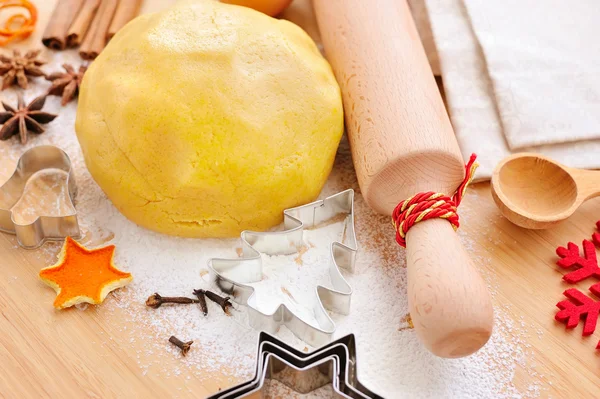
0,0,598,397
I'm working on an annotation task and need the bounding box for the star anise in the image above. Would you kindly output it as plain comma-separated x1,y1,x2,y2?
0,93,57,144
46,64,87,106
0,50,46,90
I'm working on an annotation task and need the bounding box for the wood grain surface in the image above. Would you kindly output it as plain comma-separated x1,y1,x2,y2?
0,0,599,398
313,0,464,214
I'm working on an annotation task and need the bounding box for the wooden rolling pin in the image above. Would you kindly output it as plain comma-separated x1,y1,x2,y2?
313,0,494,358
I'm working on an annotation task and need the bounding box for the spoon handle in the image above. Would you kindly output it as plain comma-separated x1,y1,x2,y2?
570,168,600,202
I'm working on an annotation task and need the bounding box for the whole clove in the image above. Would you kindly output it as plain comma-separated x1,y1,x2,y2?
169,336,193,356
145,293,199,309
192,289,208,316
204,290,234,315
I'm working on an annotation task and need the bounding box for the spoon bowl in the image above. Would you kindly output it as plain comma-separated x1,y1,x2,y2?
491,153,600,229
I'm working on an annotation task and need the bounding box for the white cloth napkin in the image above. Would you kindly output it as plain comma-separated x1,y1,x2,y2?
463,0,600,149
408,0,440,76
425,0,600,181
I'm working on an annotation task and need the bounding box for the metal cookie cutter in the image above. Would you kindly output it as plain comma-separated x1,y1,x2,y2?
217,340,343,398
0,146,80,249
207,331,384,399
208,189,357,347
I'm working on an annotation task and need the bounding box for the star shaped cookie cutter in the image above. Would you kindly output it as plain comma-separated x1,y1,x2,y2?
208,189,356,347
0,146,80,249
207,331,383,398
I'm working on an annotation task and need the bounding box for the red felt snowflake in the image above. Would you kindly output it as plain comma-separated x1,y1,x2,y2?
593,221,600,247
556,240,600,283
555,283,600,336
554,221,600,351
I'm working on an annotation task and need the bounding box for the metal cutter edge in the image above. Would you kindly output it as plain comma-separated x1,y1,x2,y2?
207,331,384,398
208,189,357,347
0,145,80,249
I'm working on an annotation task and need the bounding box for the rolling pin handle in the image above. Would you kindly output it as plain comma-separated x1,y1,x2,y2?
406,218,494,358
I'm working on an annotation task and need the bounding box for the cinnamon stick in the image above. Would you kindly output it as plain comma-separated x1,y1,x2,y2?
79,0,118,60
66,0,101,48
42,0,84,50
107,0,142,40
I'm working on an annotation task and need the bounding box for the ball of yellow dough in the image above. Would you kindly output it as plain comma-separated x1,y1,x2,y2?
75,0,343,238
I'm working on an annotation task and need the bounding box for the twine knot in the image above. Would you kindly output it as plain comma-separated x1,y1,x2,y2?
392,154,478,248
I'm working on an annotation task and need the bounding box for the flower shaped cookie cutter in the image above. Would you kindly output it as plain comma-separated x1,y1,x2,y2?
0,146,80,249
208,189,357,347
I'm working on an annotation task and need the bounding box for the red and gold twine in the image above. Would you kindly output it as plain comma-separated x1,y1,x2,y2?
392,154,479,248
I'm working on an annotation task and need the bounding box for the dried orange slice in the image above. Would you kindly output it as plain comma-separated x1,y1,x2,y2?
39,237,132,309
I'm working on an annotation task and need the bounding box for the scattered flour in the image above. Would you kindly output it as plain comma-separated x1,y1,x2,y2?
245,220,347,328
0,49,545,398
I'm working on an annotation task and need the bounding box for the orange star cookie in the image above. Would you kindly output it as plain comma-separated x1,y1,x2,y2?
39,237,133,309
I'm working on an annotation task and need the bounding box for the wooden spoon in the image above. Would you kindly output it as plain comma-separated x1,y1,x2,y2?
491,153,600,229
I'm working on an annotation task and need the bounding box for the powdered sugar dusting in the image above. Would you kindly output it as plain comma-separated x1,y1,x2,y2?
0,49,546,397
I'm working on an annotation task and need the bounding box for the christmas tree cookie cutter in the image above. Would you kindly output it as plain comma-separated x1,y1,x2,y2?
207,331,383,398
208,189,356,347
0,146,80,249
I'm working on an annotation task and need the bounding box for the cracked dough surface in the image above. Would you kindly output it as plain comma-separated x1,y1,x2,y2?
75,0,343,237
